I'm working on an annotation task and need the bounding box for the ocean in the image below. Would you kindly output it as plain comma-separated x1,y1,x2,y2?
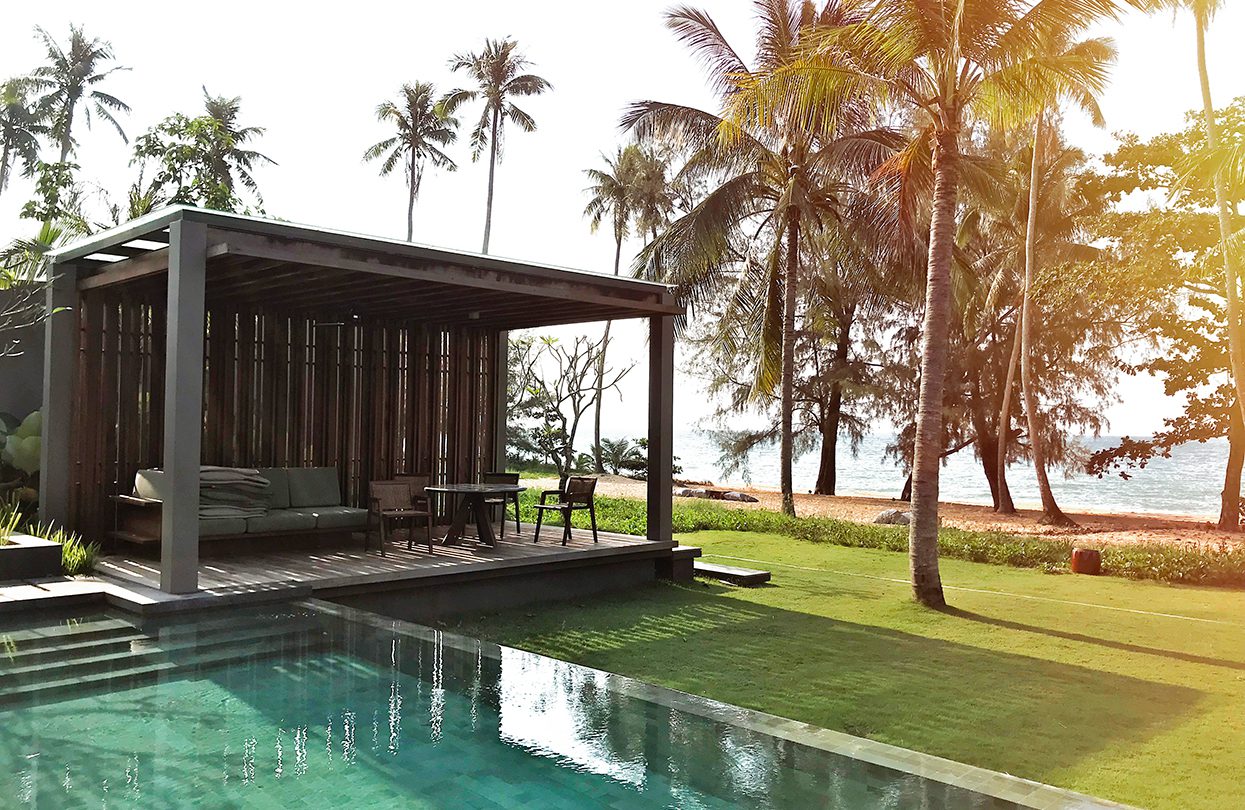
672,431,1231,520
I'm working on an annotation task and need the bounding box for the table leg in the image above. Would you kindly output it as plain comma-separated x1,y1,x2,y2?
473,495,497,546
442,496,473,545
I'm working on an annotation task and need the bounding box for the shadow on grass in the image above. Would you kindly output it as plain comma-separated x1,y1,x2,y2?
452,581,1204,786
942,606,1245,672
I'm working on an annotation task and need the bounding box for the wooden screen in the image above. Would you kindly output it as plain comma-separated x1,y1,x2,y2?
69,287,499,541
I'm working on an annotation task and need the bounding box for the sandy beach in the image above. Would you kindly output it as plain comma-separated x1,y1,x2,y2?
526,475,1245,549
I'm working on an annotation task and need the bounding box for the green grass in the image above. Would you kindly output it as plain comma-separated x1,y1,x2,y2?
515,489,1245,587
446,530,1245,810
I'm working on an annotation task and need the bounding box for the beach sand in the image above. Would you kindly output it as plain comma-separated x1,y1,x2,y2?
526,474,1245,549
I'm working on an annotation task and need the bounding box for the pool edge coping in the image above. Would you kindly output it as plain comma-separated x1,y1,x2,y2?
303,597,1139,810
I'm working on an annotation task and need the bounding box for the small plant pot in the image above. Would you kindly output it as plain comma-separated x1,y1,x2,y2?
0,534,63,581
1070,547,1101,575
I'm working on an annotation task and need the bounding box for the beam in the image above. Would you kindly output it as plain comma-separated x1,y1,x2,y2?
492,330,509,471
38,263,80,527
647,315,675,543
76,247,171,291
161,219,207,594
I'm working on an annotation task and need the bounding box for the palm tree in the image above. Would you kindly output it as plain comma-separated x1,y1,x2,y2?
626,0,880,518
201,87,276,209
584,145,641,472
1016,34,1115,527
0,80,44,199
443,39,551,254
364,82,458,241
756,0,1125,606
29,25,129,165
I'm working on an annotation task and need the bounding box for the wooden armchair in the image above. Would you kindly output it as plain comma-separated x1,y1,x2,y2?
368,480,433,554
533,476,598,546
482,471,521,538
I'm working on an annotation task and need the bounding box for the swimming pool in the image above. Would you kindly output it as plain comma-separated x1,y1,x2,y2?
0,601,1110,808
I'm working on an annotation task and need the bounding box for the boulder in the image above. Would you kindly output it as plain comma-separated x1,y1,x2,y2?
873,509,911,525
722,491,759,503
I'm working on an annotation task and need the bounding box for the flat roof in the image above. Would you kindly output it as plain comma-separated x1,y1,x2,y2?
51,206,682,331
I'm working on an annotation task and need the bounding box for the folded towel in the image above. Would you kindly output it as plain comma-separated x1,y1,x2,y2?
199,505,267,519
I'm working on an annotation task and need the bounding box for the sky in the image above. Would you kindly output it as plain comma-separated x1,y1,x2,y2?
1,0,1243,442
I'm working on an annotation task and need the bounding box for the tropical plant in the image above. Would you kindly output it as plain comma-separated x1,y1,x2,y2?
625,0,887,518
443,38,552,253
200,88,276,207
0,79,44,198
28,24,129,165
748,0,1127,606
364,82,458,241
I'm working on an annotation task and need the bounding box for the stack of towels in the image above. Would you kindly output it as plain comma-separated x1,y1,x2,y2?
199,466,271,520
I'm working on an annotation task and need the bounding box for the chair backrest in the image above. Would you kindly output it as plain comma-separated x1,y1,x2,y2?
564,476,597,504
396,473,431,500
482,471,519,486
370,481,413,511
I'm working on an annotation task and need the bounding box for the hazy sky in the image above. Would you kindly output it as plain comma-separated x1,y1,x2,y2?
1,1,1243,441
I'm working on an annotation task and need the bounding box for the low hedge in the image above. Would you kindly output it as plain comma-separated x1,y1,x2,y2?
515,490,1245,588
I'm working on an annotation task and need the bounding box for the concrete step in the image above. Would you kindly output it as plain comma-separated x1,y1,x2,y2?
694,560,771,586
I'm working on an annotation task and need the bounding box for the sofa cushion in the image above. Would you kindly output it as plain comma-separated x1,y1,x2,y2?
256,468,291,509
135,469,167,501
199,517,247,536
287,467,343,508
245,509,317,534
288,506,368,530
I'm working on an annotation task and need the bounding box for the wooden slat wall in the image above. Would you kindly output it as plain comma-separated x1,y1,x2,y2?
69,290,498,541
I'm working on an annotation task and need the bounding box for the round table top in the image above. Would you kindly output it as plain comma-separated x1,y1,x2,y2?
424,483,527,495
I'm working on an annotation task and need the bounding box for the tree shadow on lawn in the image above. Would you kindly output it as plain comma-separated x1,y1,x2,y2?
489,584,1204,787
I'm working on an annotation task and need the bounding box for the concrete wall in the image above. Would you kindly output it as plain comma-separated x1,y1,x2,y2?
0,314,44,420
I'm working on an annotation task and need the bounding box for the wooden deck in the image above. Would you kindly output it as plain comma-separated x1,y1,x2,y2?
96,523,674,599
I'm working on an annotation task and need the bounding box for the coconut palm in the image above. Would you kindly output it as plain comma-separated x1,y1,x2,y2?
201,87,276,208
584,145,641,472
364,82,458,241
1015,34,1116,527
28,25,129,164
625,0,884,518
749,0,1126,605
443,39,551,254
0,80,44,199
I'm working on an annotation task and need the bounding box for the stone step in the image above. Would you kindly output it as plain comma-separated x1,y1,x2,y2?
694,560,772,586
0,616,137,651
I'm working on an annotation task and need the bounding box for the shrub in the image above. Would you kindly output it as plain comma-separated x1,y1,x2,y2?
515,490,1245,588
21,521,100,576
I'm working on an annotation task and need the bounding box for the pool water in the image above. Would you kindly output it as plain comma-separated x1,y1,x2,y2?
1,603,1029,808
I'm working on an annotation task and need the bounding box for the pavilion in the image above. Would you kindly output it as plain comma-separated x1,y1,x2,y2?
38,206,680,595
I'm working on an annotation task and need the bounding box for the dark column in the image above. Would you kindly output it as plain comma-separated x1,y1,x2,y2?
492,329,508,471
38,263,80,527
161,218,207,594
647,316,674,543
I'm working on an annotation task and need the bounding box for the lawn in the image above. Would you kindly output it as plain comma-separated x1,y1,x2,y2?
445,530,1245,810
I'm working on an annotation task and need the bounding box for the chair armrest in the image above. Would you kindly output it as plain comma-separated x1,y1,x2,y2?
539,489,563,504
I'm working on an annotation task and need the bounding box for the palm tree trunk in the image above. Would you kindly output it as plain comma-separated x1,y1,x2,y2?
908,127,957,610
995,316,1021,514
482,110,499,254
0,142,10,196
1021,111,1074,527
1195,14,1245,431
406,158,418,241
592,235,623,474
1219,399,1243,531
780,209,800,517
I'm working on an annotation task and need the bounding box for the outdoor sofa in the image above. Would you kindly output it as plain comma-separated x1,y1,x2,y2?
111,466,369,550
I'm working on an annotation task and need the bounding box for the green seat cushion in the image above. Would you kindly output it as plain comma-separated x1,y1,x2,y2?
288,506,368,530
134,469,167,501
256,468,291,509
287,467,343,508
199,517,247,537
245,509,316,534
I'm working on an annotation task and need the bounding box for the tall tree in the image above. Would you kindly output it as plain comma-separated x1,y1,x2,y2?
1017,34,1116,526
364,82,458,241
29,24,129,165
583,144,641,473
764,0,1125,606
0,80,44,199
443,39,551,254
201,88,277,209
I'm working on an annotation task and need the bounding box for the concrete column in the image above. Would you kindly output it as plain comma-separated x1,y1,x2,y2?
38,263,80,528
160,219,207,594
491,330,509,471
647,316,674,543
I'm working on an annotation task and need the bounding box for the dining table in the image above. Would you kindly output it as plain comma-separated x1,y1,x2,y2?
424,482,528,547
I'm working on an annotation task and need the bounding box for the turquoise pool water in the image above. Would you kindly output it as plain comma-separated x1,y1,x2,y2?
0,603,1035,808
